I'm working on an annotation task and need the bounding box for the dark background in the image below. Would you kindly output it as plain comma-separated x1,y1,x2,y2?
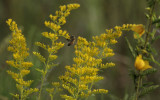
0,0,160,100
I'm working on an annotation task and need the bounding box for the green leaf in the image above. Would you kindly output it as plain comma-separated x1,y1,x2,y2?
151,35,160,44
143,55,160,66
123,93,129,100
152,18,160,24
125,37,136,58
150,47,157,55
145,13,150,19
147,0,156,7
140,68,157,76
156,23,160,28
35,68,45,74
139,85,159,97
10,93,19,99
150,29,156,40
129,70,138,85
143,82,154,87
129,93,136,100
150,55,160,66
108,94,120,100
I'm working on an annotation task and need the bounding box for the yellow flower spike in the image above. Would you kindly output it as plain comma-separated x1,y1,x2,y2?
61,94,76,100
6,19,12,26
21,62,33,68
49,55,57,61
44,21,50,26
33,52,46,63
79,84,88,90
33,4,81,100
60,5,67,11
131,24,145,39
46,88,54,94
20,69,30,77
6,19,38,99
114,26,122,30
35,42,47,50
92,89,108,94
135,55,152,71
52,82,60,87
110,39,117,44
7,70,19,79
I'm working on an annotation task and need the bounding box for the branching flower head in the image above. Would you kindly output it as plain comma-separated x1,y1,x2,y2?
33,3,80,100
6,19,38,100
59,24,138,100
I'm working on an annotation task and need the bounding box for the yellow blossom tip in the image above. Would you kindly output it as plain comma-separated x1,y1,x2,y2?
131,24,145,39
134,55,152,71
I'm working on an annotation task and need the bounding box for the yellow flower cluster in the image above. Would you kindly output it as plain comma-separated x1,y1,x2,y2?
60,24,144,100
34,3,80,67
45,3,80,39
135,54,152,71
92,89,108,94
46,82,62,100
115,24,145,39
33,4,80,100
6,19,38,100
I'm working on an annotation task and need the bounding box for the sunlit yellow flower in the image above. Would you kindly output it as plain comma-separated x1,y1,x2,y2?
131,24,145,39
134,55,152,71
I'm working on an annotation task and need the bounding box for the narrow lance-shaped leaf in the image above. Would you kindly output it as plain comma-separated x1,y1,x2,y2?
125,37,136,58
139,85,159,97
152,18,160,24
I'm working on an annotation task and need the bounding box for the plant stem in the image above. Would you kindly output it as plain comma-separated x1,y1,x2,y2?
38,75,45,100
38,52,52,100
144,2,156,49
38,63,48,100
135,75,141,100
50,94,53,100
75,76,80,99
20,74,24,100
19,59,24,100
85,82,93,100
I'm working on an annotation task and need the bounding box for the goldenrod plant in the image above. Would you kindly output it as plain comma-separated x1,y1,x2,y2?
6,19,39,100
59,24,142,100
33,3,80,100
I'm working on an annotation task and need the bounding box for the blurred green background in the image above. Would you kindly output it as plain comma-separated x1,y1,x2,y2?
0,0,160,100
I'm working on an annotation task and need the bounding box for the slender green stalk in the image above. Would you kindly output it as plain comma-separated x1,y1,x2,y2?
38,52,53,100
144,2,156,49
38,73,46,100
85,82,94,100
50,94,53,100
135,75,142,100
20,75,24,100
75,76,81,99
19,59,24,100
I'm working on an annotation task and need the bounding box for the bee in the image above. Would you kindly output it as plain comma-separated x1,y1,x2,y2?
66,35,75,46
